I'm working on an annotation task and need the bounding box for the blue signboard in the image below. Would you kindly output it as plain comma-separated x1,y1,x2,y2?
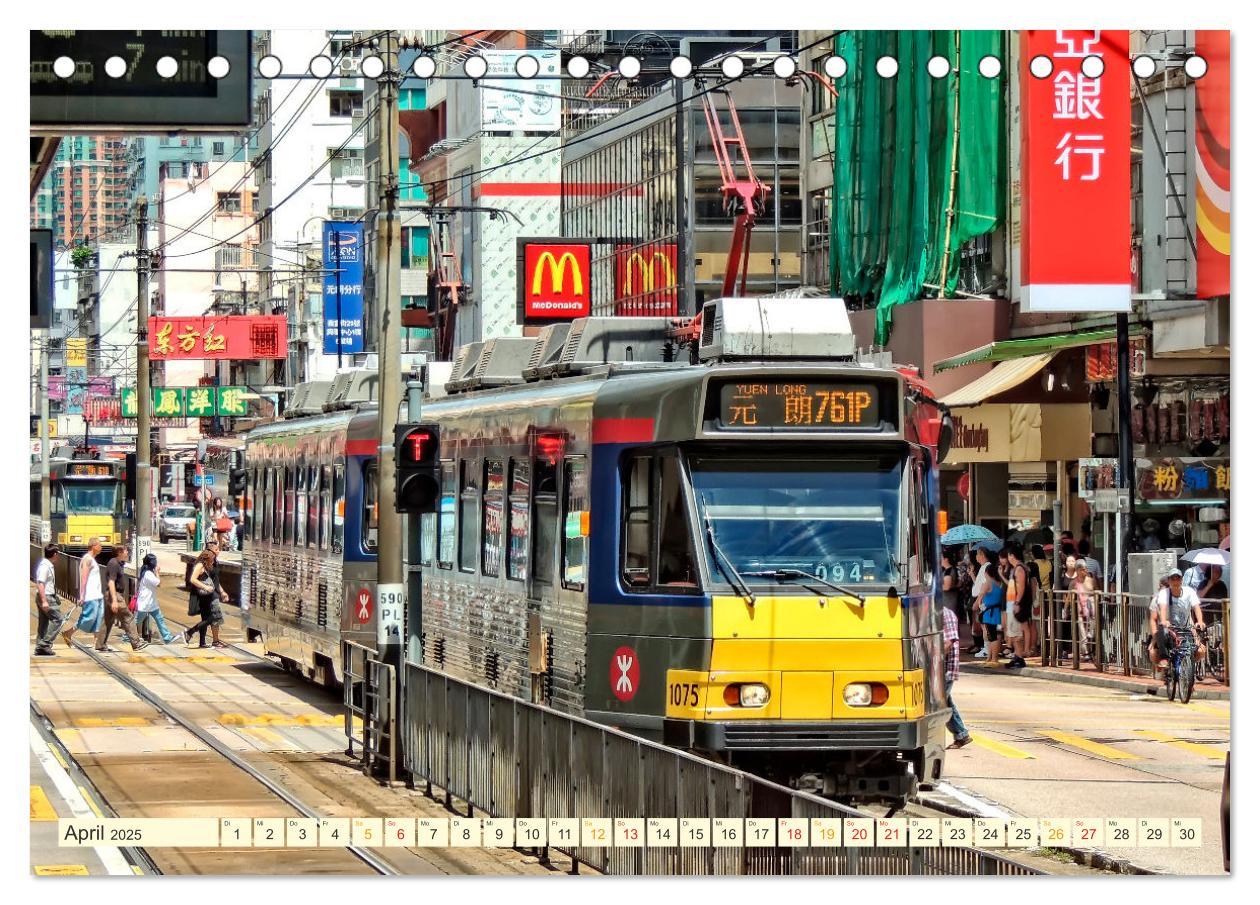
322,222,365,354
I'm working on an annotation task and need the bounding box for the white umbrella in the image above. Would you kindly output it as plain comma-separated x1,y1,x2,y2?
1183,548,1230,567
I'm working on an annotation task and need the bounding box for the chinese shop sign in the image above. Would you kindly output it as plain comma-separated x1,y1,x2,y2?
322,222,365,354
121,386,250,418
1019,30,1130,312
614,243,678,316
1136,457,1229,503
148,315,286,360
517,239,592,324
1195,30,1230,299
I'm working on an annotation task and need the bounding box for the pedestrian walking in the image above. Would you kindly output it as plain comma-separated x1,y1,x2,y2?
95,544,147,652
134,553,176,644
62,537,105,648
941,604,971,749
32,543,64,657
1071,560,1097,660
210,497,232,550
184,543,230,649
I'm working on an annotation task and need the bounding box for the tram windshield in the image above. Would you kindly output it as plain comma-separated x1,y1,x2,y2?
689,454,903,588
59,480,124,514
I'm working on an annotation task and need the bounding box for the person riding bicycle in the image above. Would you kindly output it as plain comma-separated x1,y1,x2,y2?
1157,568,1207,663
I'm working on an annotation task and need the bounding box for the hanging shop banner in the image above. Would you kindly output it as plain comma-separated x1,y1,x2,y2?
65,338,87,367
1136,456,1229,503
614,243,678,316
47,375,67,402
148,315,287,360
481,49,561,133
322,222,365,354
1195,30,1230,299
121,386,250,418
1084,338,1146,382
119,387,190,427
517,239,592,325
84,396,124,426
1020,30,1131,312
65,367,88,414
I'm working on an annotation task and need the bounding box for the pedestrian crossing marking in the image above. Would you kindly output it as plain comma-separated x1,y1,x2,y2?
30,785,57,821
1039,730,1140,760
969,732,1035,759
126,655,234,664
78,786,104,818
219,712,361,729
73,717,152,728
240,726,288,747
1134,729,1228,760
34,865,90,876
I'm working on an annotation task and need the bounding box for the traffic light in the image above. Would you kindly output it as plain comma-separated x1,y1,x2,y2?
229,467,248,498
125,452,138,501
394,423,440,513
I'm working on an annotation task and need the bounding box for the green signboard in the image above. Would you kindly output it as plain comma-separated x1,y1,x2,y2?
120,386,249,418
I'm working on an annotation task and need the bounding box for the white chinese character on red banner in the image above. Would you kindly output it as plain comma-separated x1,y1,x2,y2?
1053,70,1103,120
1053,30,1101,58
1055,132,1105,180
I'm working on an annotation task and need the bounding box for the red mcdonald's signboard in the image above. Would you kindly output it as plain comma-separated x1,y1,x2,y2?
517,239,593,325
614,243,678,316
1020,30,1130,312
148,315,287,360
1194,30,1230,299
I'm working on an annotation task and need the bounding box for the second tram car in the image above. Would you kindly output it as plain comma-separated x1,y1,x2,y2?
30,455,129,554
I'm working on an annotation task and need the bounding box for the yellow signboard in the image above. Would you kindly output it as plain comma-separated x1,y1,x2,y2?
66,339,87,368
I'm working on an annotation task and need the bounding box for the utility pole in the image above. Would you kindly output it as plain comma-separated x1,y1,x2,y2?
135,197,153,558
375,30,405,639
1115,312,1134,596
39,341,50,540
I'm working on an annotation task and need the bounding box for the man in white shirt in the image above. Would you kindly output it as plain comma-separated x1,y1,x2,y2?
32,544,64,657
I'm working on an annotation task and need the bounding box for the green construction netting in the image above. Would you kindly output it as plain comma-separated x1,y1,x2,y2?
830,30,1005,346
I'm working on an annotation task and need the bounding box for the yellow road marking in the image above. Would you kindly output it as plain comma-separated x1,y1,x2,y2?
78,786,103,818
34,865,89,876
48,744,70,771
969,732,1035,759
241,726,288,747
1181,702,1230,719
1040,730,1140,760
219,713,361,728
131,865,144,875
1134,729,1228,760
30,785,57,821
73,717,152,728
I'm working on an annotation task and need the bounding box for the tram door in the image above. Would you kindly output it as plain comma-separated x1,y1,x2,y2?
526,450,560,704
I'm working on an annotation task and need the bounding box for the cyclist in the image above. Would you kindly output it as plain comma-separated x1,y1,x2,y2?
1157,568,1207,666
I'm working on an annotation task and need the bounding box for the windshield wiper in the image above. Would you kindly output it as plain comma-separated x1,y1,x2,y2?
739,568,866,607
699,500,756,607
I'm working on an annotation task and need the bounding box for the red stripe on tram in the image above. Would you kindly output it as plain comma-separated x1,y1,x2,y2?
592,417,655,444
345,439,377,456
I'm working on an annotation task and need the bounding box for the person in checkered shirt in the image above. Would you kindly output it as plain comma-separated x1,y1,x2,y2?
941,605,971,749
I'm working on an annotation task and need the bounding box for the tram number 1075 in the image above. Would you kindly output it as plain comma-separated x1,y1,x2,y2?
669,682,700,708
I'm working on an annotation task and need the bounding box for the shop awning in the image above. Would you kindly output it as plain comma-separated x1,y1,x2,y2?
932,328,1119,372
939,352,1057,407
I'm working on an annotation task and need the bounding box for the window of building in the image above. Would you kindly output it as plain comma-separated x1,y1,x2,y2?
217,192,242,214
562,456,588,589
329,147,365,180
402,225,429,270
362,462,378,552
213,141,225,157
329,90,363,118
458,459,478,573
482,460,504,577
438,461,455,568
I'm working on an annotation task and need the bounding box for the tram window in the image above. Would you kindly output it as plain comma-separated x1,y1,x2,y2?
458,459,478,573
271,467,281,544
332,464,345,554
363,462,379,552
482,460,503,577
657,456,698,588
283,467,295,545
320,465,333,550
295,466,308,547
622,455,652,586
307,466,320,548
261,469,271,542
562,456,588,590
507,459,528,581
437,461,455,569
50,485,65,515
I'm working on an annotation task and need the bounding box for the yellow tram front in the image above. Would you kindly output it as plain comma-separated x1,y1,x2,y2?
585,366,951,806
44,459,128,554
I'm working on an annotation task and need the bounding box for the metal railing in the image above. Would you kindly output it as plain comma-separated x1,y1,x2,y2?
1042,589,1230,685
343,640,398,785
400,661,1041,876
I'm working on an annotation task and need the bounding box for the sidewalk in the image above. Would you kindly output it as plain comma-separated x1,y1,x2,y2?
959,656,1230,700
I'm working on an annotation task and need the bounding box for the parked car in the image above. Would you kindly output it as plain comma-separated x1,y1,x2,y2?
159,504,198,544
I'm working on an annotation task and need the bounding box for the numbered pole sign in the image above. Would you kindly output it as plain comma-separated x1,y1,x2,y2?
377,583,404,646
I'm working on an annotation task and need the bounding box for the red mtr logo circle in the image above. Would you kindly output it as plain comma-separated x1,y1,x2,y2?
354,588,373,624
609,646,639,702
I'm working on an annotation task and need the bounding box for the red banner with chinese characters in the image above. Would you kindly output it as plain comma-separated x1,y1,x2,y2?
148,315,287,360
1020,30,1131,312
1195,30,1230,298
614,243,678,316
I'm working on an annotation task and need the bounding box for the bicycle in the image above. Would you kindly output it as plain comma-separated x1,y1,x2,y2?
1165,626,1204,704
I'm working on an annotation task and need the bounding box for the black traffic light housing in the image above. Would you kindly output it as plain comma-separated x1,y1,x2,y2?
394,423,441,513
229,467,248,498
124,452,138,501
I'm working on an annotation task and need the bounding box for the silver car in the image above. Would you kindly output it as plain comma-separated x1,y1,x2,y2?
159,504,197,543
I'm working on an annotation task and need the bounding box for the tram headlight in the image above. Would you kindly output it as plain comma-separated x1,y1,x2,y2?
843,683,889,707
723,683,771,707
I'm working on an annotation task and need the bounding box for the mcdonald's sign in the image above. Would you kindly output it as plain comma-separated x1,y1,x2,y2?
614,243,678,316
517,239,593,324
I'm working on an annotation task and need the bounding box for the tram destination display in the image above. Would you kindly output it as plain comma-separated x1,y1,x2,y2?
715,380,884,430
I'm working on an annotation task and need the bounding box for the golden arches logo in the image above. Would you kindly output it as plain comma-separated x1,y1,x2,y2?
531,251,584,297
622,251,675,294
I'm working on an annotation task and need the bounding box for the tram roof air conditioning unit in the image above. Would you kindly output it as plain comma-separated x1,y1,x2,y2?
324,368,378,411
540,317,673,378
697,297,856,362
464,337,537,390
287,380,334,417
445,341,485,393
523,323,573,381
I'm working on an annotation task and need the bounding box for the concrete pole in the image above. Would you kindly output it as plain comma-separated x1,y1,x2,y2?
39,340,51,535
375,30,403,595
135,198,153,554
